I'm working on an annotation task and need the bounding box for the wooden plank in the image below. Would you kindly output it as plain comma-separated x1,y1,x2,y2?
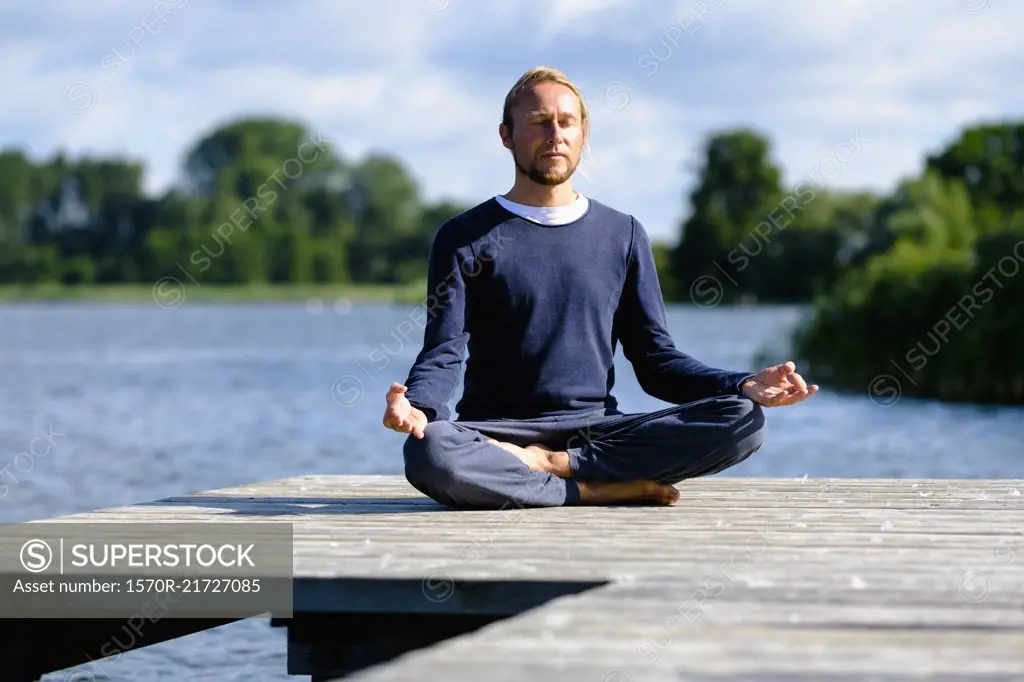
30,475,1024,680
70,474,1020,499
334,583,1024,680
332,627,1024,681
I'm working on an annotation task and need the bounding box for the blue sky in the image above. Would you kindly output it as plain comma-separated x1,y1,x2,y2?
4,0,1022,242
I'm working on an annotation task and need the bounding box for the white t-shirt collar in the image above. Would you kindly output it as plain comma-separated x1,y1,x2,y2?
494,193,589,226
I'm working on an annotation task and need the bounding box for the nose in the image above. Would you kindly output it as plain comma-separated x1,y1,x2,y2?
544,120,565,145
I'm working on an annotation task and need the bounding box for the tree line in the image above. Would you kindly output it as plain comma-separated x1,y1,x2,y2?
661,121,1023,404
3,116,1020,403
0,118,467,287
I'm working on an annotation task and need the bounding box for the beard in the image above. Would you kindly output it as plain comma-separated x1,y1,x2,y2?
512,147,579,186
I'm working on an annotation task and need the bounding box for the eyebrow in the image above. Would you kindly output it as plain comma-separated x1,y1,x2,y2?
524,110,578,119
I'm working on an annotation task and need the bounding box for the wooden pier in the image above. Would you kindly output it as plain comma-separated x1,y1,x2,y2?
3,475,1023,680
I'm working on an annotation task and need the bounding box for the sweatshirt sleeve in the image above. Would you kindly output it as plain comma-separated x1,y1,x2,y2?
614,216,756,404
402,220,469,422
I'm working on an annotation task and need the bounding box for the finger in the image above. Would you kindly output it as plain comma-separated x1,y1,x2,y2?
386,390,408,409
410,413,426,439
758,362,792,384
391,416,412,432
787,384,819,398
778,389,811,406
778,390,802,405
786,371,808,391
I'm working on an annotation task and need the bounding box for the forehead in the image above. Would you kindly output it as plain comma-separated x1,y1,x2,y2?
513,81,581,117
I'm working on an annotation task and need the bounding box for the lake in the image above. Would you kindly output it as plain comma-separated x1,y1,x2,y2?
1,301,1021,680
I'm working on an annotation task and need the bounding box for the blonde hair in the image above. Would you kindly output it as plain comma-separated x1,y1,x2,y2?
501,66,590,140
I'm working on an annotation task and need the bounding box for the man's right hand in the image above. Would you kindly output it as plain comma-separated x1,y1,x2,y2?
383,383,428,439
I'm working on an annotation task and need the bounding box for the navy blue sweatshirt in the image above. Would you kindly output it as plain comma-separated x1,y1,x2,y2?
402,197,755,422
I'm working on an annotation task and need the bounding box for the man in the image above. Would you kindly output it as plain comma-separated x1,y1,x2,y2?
382,66,818,509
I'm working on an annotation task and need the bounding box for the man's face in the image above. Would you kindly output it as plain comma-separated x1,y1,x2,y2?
501,81,585,186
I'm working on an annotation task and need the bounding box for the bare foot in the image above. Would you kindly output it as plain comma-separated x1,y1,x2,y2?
577,480,680,505
486,438,552,472
485,439,677,505
524,442,572,478
486,439,575,478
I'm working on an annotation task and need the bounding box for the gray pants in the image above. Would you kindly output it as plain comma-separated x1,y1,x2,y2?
403,394,766,509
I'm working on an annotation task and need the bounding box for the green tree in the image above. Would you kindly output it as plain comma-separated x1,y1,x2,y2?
344,154,424,283
885,171,976,253
926,122,1024,225
791,122,1024,404
182,117,342,197
670,129,784,301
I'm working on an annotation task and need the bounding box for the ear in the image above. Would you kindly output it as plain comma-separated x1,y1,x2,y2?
498,122,512,150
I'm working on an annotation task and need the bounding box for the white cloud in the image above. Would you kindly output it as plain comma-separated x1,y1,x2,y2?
1,0,1022,242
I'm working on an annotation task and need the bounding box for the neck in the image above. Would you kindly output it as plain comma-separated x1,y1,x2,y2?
503,178,578,207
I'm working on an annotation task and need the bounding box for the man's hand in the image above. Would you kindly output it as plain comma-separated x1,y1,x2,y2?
383,383,428,438
742,361,819,407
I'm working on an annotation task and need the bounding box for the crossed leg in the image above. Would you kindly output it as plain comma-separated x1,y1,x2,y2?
403,394,765,510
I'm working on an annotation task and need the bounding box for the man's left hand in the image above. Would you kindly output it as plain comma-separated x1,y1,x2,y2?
742,361,819,407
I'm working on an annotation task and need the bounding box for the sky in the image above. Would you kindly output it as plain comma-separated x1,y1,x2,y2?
3,0,1023,243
